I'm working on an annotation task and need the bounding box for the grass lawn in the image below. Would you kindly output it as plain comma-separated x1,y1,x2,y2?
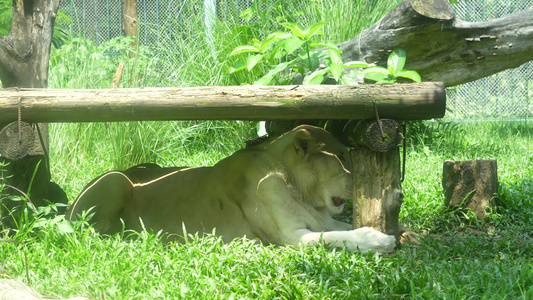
1,120,532,299
1,1,532,298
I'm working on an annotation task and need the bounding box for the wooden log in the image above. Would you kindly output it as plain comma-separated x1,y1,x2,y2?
265,119,403,151
337,0,533,87
0,83,446,123
351,146,403,238
0,122,35,160
442,160,499,219
344,119,402,152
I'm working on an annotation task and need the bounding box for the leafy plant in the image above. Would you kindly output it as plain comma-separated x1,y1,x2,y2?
362,48,421,83
229,22,368,85
0,0,10,36
230,27,421,86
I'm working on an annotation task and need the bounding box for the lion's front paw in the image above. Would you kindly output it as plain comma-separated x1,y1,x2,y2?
348,227,396,254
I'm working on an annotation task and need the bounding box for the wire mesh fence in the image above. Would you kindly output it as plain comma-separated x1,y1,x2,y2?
61,0,208,46
59,0,532,120
449,0,532,120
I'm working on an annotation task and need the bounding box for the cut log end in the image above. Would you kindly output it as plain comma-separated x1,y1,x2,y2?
345,119,403,152
0,122,35,160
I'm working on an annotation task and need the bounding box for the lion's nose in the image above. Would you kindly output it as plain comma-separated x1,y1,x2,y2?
331,196,346,207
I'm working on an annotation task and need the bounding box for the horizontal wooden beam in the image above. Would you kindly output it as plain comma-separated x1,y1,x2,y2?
0,83,445,123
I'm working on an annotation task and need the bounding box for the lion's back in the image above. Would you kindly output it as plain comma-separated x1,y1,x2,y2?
131,166,260,242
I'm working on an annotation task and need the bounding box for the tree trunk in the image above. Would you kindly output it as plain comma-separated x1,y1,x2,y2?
0,0,58,88
122,0,138,58
0,0,65,229
0,83,446,122
351,146,403,238
338,0,533,87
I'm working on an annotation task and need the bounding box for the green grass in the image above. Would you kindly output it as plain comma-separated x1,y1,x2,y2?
48,121,257,200
2,0,533,298
306,0,403,44
4,228,531,299
401,120,533,232
2,120,532,300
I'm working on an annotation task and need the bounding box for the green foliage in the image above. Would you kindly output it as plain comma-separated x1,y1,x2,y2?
0,1,72,46
230,30,421,85
401,120,533,232
228,1,419,86
229,22,370,85
306,0,403,44
0,0,10,36
1,203,532,299
227,0,406,86
49,36,160,89
362,48,421,83
239,0,307,30
51,10,74,48
0,161,72,235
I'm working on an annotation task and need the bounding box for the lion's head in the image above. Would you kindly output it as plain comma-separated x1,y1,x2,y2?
265,125,352,215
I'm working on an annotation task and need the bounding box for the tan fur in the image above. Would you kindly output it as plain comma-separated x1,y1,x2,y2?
67,125,396,253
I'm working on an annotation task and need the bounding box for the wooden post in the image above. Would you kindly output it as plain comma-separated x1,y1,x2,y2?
442,160,499,219
0,0,61,229
122,0,138,58
351,146,403,238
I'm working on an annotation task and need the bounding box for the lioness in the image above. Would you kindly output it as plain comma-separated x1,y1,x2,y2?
67,125,396,253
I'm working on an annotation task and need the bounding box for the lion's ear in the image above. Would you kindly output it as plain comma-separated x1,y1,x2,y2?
293,129,316,159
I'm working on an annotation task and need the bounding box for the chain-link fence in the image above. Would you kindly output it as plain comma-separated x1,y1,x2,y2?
448,0,533,120
60,0,209,46
59,0,532,120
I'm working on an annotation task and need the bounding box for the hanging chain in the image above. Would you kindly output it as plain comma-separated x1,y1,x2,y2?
18,97,22,143
373,100,385,138
401,123,407,182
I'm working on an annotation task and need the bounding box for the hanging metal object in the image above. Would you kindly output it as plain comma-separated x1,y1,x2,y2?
0,121,35,160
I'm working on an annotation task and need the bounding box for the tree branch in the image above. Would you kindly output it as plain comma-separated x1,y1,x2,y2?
338,0,533,87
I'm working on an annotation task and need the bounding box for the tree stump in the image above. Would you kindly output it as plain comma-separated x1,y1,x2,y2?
351,146,403,238
442,160,499,219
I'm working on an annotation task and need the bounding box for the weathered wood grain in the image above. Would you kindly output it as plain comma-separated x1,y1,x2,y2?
338,0,533,87
0,83,446,122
